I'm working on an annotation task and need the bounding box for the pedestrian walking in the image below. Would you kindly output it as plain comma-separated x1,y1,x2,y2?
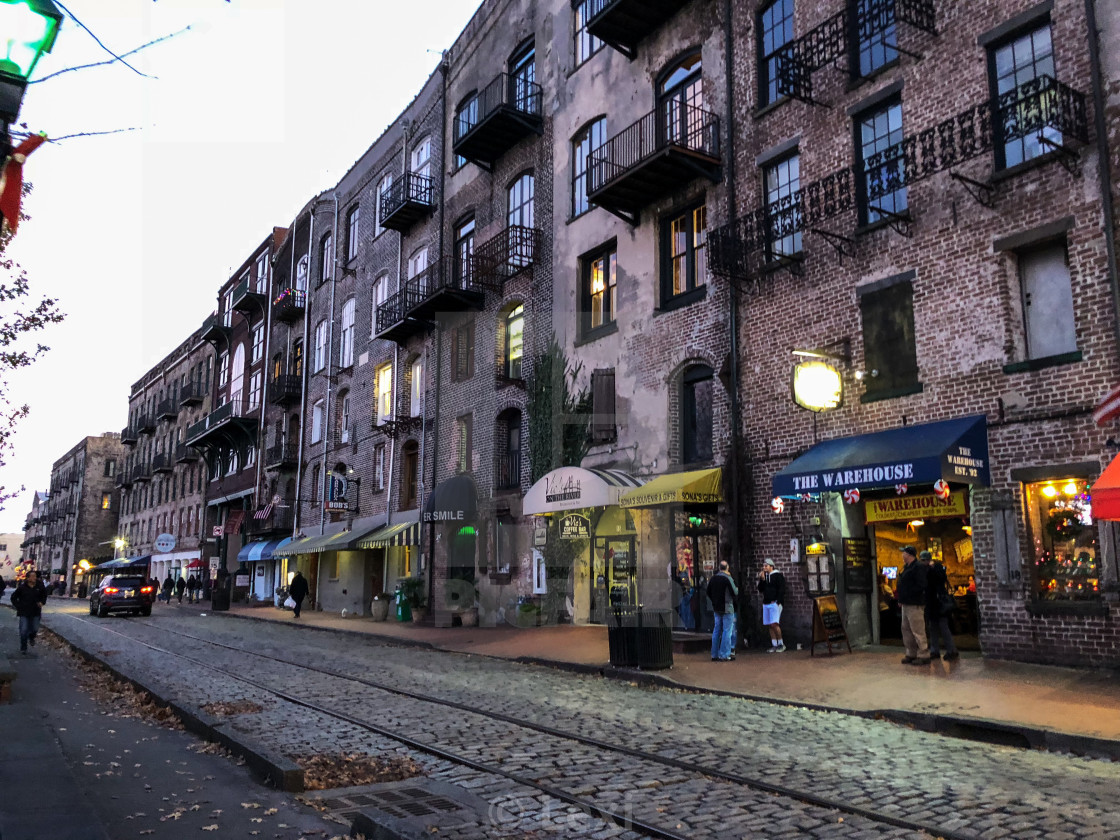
174,576,186,604
706,560,738,661
757,559,786,653
897,546,930,665
288,570,308,618
161,575,174,604
923,550,959,661
186,574,200,604
11,569,47,657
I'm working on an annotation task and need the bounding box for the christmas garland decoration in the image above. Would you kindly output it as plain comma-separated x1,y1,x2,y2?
1045,508,1085,542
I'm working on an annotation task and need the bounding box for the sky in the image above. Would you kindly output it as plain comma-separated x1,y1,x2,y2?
0,0,481,532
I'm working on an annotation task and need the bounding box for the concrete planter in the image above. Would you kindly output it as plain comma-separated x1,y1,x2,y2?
370,598,391,622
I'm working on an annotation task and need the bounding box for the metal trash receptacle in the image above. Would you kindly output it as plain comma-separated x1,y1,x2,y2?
635,609,674,670
608,606,639,667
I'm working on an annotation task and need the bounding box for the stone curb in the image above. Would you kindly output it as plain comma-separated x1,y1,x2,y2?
45,626,306,792
219,610,1120,761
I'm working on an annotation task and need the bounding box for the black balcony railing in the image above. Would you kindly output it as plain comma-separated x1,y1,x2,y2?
405,256,485,323
179,381,205,407
587,103,721,224
231,276,267,313
157,397,179,421
152,453,173,474
494,451,522,491
273,288,306,324
115,472,131,489
709,75,1089,280
175,444,199,464
200,312,231,344
472,225,542,287
132,462,151,483
374,288,420,343
379,172,436,233
265,443,299,470
453,72,543,167
269,373,302,407
245,506,294,535
136,414,156,435
582,0,688,60
184,399,259,448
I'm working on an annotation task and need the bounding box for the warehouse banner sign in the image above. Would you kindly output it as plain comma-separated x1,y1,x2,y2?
865,491,968,524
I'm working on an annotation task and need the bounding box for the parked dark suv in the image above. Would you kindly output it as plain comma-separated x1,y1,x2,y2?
89,574,155,617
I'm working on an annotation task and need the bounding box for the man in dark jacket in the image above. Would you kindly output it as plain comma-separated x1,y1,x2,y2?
11,569,48,656
288,570,309,618
174,576,186,604
896,546,930,665
757,559,786,653
706,561,739,661
923,551,959,661
186,574,200,604
161,575,174,604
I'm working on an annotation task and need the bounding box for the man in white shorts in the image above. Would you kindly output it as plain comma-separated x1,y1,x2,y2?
757,559,786,653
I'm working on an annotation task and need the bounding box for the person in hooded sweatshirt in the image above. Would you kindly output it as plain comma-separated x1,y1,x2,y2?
11,568,48,657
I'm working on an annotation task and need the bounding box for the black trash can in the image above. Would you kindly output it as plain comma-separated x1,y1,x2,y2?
211,569,232,612
635,609,674,670
608,605,639,667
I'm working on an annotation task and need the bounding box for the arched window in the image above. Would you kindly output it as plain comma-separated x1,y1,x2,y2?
296,254,309,291
496,409,522,490
337,389,351,444
508,172,535,228
572,117,606,217
503,305,524,380
454,217,474,286
509,39,536,113
320,232,333,284
409,356,424,417
681,364,714,464
660,52,702,146
371,273,388,336
411,136,431,180
339,298,356,368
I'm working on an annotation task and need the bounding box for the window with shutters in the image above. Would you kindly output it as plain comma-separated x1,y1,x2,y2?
310,464,321,504
590,368,617,443
858,275,921,401
456,414,473,473
1023,477,1100,601
401,440,419,509
451,321,476,382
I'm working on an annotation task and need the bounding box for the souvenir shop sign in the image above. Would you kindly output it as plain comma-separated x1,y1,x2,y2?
559,513,590,540
865,490,967,524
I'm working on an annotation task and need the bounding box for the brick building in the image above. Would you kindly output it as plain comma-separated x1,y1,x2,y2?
42,434,124,592
117,328,212,584
18,490,48,571
708,0,1120,665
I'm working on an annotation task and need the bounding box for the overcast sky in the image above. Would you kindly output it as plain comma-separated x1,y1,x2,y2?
0,0,480,532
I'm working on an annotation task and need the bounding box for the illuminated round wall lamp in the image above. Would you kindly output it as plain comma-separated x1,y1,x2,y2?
792,358,843,412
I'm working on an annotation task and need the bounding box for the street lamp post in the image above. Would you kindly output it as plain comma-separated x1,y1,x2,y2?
0,0,61,128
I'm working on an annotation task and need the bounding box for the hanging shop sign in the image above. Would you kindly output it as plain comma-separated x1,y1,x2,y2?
324,472,349,512
154,533,176,553
865,490,967,524
559,513,591,540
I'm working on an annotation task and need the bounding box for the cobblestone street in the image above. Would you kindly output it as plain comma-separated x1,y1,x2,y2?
36,604,1120,839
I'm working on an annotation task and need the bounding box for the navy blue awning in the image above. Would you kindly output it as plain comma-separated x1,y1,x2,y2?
772,415,990,497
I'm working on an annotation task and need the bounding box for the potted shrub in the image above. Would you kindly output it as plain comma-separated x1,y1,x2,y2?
370,592,393,621
399,576,427,623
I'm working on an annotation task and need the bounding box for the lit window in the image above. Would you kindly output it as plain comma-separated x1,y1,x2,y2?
663,202,708,299
585,244,617,332
376,364,393,425
101,494,111,510
1024,478,1099,601
504,305,524,380
410,357,423,417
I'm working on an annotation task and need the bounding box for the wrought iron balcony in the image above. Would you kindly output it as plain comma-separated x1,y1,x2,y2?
580,0,688,60
374,287,425,343
132,462,151,483
115,472,132,489
379,172,435,233
184,399,260,450
136,414,156,435
494,451,522,491
453,72,543,168
245,506,294,536
472,225,542,287
269,373,302,407
230,276,268,314
174,444,199,464
152,453,173,474
179,381,205,407
405,257,485,323
264,443,299,471
156,397,179,421
995,74,1089,151
200,312,231,344
273,288,306,324
587,103,721,224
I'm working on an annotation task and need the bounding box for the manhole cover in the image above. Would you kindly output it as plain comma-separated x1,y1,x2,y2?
304,778,492,839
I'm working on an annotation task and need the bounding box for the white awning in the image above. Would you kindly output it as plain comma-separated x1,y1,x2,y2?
523,467,644,515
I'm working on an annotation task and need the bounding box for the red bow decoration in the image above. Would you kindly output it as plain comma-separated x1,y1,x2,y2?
0,133,47,234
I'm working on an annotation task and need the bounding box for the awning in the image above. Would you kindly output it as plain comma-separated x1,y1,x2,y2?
1091,456,1120,520
772,414,990,497
272,525,383,557
357,522,419,549
94,555,152,571
237,537,291,564
618,468,723,508
423,474,478,523
187,559,207,570
523,467,644,515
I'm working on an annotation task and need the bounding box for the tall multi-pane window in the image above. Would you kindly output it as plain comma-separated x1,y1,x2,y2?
295,255,309,291
663,203,707,300
339,299,355,368
411,137,431,180
401,441,419,509
573,0,602,66
376,174,392,234
759,0,795,106
248,371,262,410
452,322,475,382
254,252,268,292
764,152,802,258
371,273,388,335
454,95,478,170
251,323,264,363
376,364,393,425
572,117,606,218
585,244,617,332
313,321,328,372
852,0,898,77
990,24,1056,169
373,443,386,491
410,357,423,417
857,101,906,225
682,365,714,465
507,173,535,229
320,232,333,284
292,339,303,378
218,351,229,388
311,401,324,444
660,53,702,147
346,205,360,261
456,414,473,473
509,41,536,113
504,305,524,380
454,219,474,286
339,393,351,442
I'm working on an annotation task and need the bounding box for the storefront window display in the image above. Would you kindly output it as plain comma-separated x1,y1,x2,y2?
670,508,719,632
1024,478,1100,600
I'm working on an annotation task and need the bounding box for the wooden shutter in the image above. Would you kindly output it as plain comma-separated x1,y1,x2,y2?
591,368,616,443
450,328,460,382
465,322,476,378
990,493,1023,597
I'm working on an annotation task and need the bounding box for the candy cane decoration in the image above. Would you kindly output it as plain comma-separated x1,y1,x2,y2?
843,488,861,505
933,479,951,500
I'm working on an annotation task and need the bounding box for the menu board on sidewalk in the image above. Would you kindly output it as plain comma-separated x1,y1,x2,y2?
811,595,852,657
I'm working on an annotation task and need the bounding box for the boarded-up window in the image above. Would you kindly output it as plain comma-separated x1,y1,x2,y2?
451,322,475,382
591,368,617,443
1020,244,1077,360
859,278,919,397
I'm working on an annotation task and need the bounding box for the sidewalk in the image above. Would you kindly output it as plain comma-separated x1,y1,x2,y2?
210,601,1120,758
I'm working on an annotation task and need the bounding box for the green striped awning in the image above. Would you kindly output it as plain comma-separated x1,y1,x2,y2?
357,521,419,549
272,525,382,557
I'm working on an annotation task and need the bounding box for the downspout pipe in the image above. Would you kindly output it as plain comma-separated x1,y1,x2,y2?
294,210,315,536
319,195,340,535
1085,0,1120,350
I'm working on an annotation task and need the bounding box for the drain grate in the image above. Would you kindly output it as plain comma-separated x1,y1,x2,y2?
305,779,493,839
